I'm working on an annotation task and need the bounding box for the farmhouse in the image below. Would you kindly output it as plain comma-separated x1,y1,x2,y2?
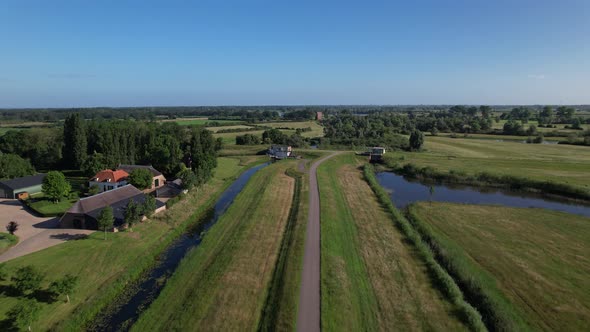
0,174,46,199
118,164,166,191
89,169,129,193
60,184,165,230
268,145,292,160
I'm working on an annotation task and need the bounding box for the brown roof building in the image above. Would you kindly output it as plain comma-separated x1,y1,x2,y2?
60,185,165,230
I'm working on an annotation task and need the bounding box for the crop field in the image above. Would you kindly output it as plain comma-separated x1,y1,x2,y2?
132,161,296,331
159,117,244,126
317,153,466,331
0,156,259,330
205,124,255,133
213,128,296,145
385,136,590,189
262,121,324,137
436,133,562,141
409,202,590,331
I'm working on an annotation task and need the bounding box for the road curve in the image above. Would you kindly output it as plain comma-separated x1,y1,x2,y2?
297,152,341,332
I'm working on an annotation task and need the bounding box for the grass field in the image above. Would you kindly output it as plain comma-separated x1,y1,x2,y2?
205,124,255,133
385,136,590,189
0,156,262,330
0,233,18,255
436,132,563,141
132,161,296,331
262,121,324,137
409,202,590,331
491,119,589,133
318,153,466,331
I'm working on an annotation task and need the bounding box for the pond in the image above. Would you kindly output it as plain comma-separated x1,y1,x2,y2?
376,172,590,218
90,162,270,331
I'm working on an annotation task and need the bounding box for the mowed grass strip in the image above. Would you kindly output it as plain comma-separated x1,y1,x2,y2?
387,136,590,189
319,153,467,331
410,202,590,331
132,161,296,331
0,157,251,329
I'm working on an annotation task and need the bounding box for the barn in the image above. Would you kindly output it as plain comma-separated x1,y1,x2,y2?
0,174,46,199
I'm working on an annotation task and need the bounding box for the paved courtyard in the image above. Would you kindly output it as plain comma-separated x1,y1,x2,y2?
0,199,93,262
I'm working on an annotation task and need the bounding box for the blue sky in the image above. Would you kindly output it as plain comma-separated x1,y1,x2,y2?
1,0,588,107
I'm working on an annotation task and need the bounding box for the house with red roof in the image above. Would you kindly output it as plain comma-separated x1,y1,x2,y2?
89,169,130,193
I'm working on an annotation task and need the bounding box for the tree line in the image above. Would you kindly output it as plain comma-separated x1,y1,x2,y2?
0,114,220,184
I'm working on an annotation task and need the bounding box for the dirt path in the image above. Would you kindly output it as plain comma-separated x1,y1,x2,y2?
297,152,340,332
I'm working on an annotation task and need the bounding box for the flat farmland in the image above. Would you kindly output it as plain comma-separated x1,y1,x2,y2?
262,121,324,137
386,136,590,189
409,202,590,331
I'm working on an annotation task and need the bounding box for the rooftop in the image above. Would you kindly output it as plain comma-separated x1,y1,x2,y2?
0,173,46,190
118,164,163,177
91,169,129,183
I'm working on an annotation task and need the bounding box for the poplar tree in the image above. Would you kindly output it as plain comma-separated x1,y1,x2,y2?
63,113,87,169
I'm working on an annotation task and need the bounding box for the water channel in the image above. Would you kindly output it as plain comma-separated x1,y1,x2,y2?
376,172,590,218
91,162,269,331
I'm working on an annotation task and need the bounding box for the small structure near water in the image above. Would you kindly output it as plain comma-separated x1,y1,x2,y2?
268,145,292,160
369,147,386,163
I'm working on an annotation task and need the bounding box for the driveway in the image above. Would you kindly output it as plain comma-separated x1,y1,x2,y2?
0,199,93,263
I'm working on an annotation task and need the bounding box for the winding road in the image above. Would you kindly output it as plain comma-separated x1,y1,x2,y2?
297,152,340,332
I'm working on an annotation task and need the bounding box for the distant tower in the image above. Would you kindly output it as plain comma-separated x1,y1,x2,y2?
316,112,323,121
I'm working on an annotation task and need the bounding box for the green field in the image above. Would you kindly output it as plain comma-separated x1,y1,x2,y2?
262,121,324,137
132,161,296,331
317,153,466,331
160,117,244,126
409,202,590,331
385,136,590,189
0,156,261,330
205,124,255,132
491,119,589,133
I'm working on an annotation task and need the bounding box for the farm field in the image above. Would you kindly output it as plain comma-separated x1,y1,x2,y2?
385,136,590,189
205,124,255,133
262,121,324,137
213,128,296,145
436,133,563,141
317,153,466,331
0,156,262,330
159,117,244,126
132,160,297,331
491,119,589,132
409,202,590,331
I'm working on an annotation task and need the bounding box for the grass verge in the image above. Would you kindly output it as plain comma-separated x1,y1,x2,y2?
362,163,487,331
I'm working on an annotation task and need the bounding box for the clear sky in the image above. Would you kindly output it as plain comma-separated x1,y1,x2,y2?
1,0,588,107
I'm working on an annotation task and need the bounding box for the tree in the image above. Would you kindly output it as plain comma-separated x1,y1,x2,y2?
12,266,45,295
0,263,7,281
81,152,109,177
539,106,554,124
479,105,492,119
177,167,197,190
409,129,424,151
7,298,40,332
142,195,156,218
42,171,71,203
0,153,35,179
63,113,87,169
49,274,79,303
6,221,19,235
128,168,153,190
97,206,114,240
572,118,583,130
124,200,140,231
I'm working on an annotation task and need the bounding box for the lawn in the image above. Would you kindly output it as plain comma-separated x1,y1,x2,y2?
132,160,297,331
262,121,324,137
385,136,590,190
409,202,590,331
0,156,258,330
317,153,466,331
0,233,18,255
26,198,77,216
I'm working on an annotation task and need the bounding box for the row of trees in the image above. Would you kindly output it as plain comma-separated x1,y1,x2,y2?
0,114,221,181
235,129,309,148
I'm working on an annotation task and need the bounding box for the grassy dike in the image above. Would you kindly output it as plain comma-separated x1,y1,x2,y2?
0,157,262,330
258,167,305,331
362,163,487,331
319,153,473,331
131,161,296,331
408,202,590,331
